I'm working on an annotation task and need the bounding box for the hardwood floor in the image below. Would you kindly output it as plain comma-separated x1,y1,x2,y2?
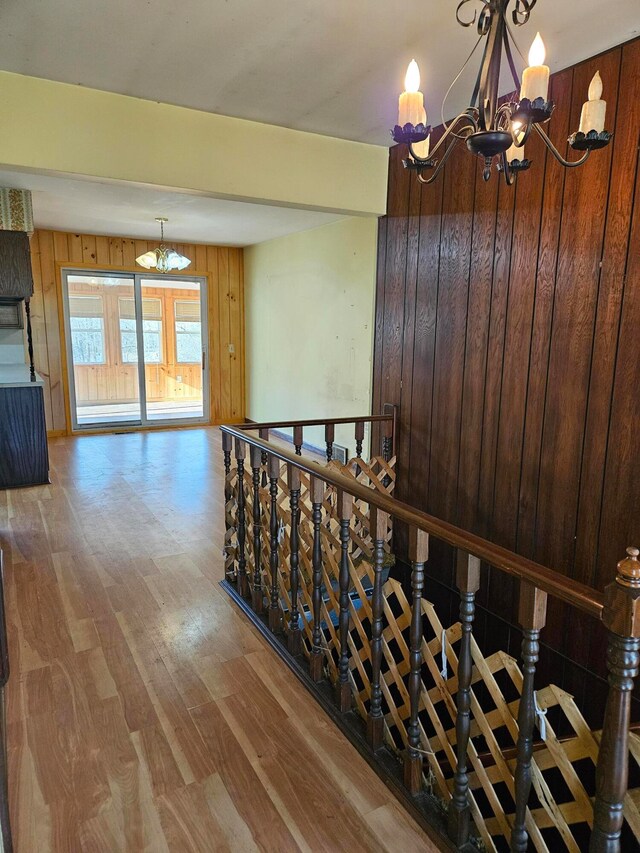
0,427,436,852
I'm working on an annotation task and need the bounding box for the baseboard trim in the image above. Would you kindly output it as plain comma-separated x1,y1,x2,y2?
220,578,463,852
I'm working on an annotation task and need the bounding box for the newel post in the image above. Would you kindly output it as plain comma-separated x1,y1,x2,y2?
590,546,640,853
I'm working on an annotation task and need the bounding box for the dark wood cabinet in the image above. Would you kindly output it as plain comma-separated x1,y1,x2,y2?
0,381,49,488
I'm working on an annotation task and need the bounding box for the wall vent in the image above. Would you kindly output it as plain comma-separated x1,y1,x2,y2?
332,443,349,464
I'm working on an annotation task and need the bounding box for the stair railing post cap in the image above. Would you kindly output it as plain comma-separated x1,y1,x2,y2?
617,546,640,588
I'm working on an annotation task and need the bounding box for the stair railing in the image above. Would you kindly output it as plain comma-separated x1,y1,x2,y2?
219,413,638,853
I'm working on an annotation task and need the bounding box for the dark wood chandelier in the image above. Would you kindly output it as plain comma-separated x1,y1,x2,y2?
392,0,612,185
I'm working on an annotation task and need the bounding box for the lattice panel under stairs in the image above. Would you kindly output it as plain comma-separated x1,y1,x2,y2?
224,454,640,851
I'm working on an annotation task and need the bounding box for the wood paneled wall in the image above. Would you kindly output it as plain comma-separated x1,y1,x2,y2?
28,230,245,433
372,38,640,691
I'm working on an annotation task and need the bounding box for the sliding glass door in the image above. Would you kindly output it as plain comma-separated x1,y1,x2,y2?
62,270,208,430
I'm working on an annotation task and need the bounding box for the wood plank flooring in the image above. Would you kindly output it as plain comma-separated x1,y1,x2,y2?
0,427,437,852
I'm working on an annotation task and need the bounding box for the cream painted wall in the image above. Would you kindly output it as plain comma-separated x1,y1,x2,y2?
245,216,378,453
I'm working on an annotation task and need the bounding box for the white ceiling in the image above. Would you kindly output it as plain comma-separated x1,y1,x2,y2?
0,0,637,145
0,169,343,245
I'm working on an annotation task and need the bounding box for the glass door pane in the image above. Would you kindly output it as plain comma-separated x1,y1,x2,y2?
65,273,142,428
140,277,205,422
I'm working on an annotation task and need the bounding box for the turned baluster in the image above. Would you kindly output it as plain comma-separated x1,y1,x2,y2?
336,489,353,712
267,453,281,632
325,423,335,462
25,298,35,382
382,421,393,461
250,445,263,613
222,432,232,478
511,581,547,852
404,526,429,793
259,428,269,486
234,438,249,597
367,506,389,748
222,432,233,578
354,420,365,478
309,475,325,681
448,550,480,847
590,547,640,853
287,464,302,655
293,425,303,456
382,421,393,488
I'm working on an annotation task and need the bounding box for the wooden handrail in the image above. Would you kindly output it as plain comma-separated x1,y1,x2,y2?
220,423,604,619
233,414,393,431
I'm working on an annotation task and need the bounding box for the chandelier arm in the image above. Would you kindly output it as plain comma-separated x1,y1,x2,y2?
504,14,529,66
532,123,592,168
409,112,477,164
441,36,484,137
501,15,522,92
499,150,516,186
512,0,537,27
455,0,491,30
507,108,534,146
416,138,461,185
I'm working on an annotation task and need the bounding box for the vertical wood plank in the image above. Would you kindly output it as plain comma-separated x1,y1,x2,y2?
206,246,222,422
428,137,476,527
597,146,640,590
122,239,136,269
517,67,574,559
407,127,445,515
492,122,546,552
195,244,207,272
371,215,388,456
39,231,66,432
535,48,621,578
52,231,69,263
396,173,422,491
575,40,640,590
228,249,243,421
109,238,124,267
95,235,110,266
456,160,498,532
68,233,83,263
27,232,54,429
218,247,232,422
81,234,97,264
379,146,410,426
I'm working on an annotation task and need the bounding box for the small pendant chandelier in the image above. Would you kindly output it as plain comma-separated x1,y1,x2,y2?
135,217,191,273
392,0,612,186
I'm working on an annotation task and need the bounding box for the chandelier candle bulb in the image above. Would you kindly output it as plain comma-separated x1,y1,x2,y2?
412,136,430,160
579,71,606,133
398,59,426,127
506,141,523,164
520,33,549,102
507,128,526,163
